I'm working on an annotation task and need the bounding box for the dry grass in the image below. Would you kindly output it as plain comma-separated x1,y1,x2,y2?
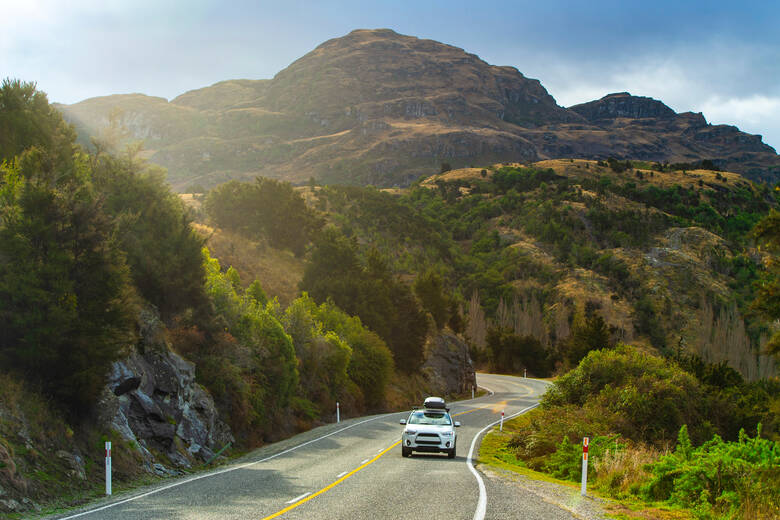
592,443,660,498
192,223,304,307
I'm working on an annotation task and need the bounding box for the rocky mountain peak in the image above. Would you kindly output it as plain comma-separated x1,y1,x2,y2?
570,92,677,120
57,30,780,188
264,28,572,126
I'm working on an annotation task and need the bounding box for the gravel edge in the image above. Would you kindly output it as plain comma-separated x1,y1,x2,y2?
478,464,617,520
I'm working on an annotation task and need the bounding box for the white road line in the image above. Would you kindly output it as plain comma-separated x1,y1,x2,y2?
336,471,347,478
478,385,494,396
286,492,311,504
467,403,540,520
56,413,400,519
361,458,369,464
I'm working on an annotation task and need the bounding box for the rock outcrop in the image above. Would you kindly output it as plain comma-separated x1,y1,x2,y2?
422,332,477,397
97,307,233,475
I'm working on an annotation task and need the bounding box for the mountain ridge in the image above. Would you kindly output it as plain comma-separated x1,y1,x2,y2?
56,28,780,190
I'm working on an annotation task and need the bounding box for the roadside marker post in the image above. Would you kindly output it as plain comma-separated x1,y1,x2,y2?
524,369,527,378
499,410,504,432
105,441,112,496
336,402,340,424
581,437,589,496
472,386,474,399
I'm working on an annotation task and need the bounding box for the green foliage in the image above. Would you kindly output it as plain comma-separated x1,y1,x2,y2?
290,294,394,409
0,78,76,173
500,344,780,518
413,271,451,330
0,89,134,416
301,227,428,372
247,279,269,306
485,327,552,376
92,155,206,321
202,248,298,420
751,209,780,363
283,295,353,409
491,166,561,192
204,177,322,256
561,311,612,367
544,434,623,481
642,426,780,519
543,345,712,444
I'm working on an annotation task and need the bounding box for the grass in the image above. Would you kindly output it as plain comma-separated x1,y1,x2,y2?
478,418,695,520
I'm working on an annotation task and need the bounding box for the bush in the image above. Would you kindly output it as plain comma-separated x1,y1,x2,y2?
642,425,780,519
542,345,711,444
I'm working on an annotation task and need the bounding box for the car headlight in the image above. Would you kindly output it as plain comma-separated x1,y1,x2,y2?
405,430,417,436
440,431,453,436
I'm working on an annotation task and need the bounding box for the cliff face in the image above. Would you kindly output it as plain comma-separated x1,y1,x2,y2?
57,29,780,189
97,307,234,475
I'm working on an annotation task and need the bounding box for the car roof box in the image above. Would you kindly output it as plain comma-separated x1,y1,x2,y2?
423,397,446,409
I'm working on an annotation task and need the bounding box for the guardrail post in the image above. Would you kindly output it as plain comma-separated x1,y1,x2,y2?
581,437,589,496
105,441,112,496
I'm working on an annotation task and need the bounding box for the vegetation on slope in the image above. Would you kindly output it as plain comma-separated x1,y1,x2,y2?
482,345,779,519
0,80,419,512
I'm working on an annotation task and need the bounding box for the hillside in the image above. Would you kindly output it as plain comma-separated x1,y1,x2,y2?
56,29,780,191
276,159,777,380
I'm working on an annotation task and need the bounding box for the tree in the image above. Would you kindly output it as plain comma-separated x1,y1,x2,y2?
0,78,76,172
563,311,611,366
414,271,450,330
751,209,780,362
204,177,323,256
301,228,428,371
92,156,207,322
0,151,134,415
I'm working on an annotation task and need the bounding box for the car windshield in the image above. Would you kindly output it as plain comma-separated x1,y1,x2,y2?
408,411,452,425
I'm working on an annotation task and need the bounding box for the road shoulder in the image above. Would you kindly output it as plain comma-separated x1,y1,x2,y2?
478,464,614,520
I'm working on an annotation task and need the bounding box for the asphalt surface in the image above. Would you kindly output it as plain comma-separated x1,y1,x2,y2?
50,374,580,520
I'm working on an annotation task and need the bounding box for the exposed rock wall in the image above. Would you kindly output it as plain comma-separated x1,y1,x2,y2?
97,308,233,475
422,332,477,397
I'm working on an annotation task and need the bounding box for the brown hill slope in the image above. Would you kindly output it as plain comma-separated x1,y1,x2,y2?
56,29,780,190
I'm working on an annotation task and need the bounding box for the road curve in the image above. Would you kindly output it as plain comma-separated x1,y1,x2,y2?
50,373,578,520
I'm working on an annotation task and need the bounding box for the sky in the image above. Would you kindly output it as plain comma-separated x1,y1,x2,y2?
3,0,780,149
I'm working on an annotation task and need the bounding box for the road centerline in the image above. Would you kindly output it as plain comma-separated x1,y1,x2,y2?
261,441,401,520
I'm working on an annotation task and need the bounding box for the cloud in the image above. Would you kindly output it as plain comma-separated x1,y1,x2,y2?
532,45,780,151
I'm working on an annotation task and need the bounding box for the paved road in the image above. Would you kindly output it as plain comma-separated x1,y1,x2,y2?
52,374,578,520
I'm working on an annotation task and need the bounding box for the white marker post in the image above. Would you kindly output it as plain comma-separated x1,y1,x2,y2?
472,386,475,399
105,441,112,496
581,437,589,496
336,402,340,424
499,410,504,432
524,368,527,378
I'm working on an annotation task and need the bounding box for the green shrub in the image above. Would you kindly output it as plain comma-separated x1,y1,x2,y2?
642,425,780,519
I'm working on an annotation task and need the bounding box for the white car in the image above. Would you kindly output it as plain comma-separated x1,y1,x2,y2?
400,408,461,458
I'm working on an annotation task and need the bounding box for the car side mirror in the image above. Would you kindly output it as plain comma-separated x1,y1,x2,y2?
400,419,407,425
454,421,461,427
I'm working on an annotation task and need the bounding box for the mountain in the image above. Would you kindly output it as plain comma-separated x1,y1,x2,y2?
56,29,780,190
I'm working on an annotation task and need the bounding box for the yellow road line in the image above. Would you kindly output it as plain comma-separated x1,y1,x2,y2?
261,440,401,520
262,403,510,519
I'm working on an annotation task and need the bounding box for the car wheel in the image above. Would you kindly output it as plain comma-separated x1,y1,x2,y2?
447,445,456,459
402,446,411,457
